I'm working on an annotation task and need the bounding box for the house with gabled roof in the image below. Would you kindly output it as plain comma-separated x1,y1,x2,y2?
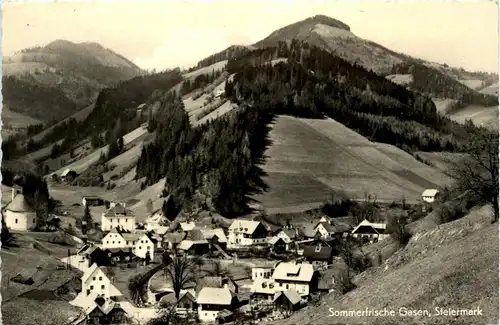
84,294,128,324
303,245,334,269
314,216,354,240
197,287,239,322
272,262,317,297
82,263,112,298
421,189,440,203
101,203,135,232
351,219,389,242
250,277,277,302
273,290,302,312
227,219,268,249
145,210,170,232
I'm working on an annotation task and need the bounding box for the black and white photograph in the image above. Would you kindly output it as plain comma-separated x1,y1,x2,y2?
1,1,499,325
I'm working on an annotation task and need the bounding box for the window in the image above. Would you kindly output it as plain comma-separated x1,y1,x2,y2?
139,246,141,250
93,277,96,281
147,246,150,250
126,218,128,222
90,285,94,290
107,241,109,244
99,277,102,281
33,218,36,223
112,241,115,244
286,284,289,289
101,285,105,290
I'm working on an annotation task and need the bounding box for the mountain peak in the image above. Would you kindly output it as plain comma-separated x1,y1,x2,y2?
307,14,351,31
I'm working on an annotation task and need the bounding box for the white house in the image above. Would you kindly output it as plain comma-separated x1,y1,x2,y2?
101,230,157,260
134,233,157,259
3,187,37,231
272,262,316,297
101,203,135,232
145,210,169,232
250,278,277,302
421,189,440,203
197,287,238,322
252,266,274,281
351,219,389,242
227,220,269,249
82,263,112,298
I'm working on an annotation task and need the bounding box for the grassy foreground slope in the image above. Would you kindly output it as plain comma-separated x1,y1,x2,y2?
270,205,498,325
253,115,452,211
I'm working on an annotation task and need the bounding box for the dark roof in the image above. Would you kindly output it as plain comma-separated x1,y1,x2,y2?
103,204,134,218
303,245,333,261
187,228,205,241
315,222,335,233
195,276,223,294
164,232,186,244
354,225,384,234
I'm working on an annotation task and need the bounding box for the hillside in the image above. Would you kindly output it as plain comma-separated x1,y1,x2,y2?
254,15,404,74
254,115,452,213
1,231,82,325
2,40,143,124
269,205,498,325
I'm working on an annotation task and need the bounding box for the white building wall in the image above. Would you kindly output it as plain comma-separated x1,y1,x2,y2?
197,308,219,322
4,210,36,231
252,268,273,281
101,216,136,232
101,233,129,249
274,281,310,296
134,236,155,259
227,231,268,249
82,269,111,298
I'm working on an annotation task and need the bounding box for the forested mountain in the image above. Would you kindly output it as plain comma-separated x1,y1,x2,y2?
391,61,498,107
2,40,144,122
135,40,483,218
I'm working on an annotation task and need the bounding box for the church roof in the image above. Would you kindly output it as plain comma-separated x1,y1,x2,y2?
5,194,35,213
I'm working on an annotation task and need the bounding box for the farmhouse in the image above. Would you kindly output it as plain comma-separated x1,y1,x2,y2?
101,229,157,260
78,245,111,267
82,263,112,298
195,276,239,295
197,287,239,323
164,232,186,251
272,262,317,297
268,236,287,254
227,220,269,249
145,210,169,232
101,203,136,232
82,196,104,207
303,245,334,269
351,219,389,242
421,189,440,203
159,291,198,316
273,290,302,312
250,278,277,302
83,294,127,324
314,217,353,240
3,187,36,231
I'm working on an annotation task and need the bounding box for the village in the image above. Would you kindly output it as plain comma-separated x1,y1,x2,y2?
2,182,442,325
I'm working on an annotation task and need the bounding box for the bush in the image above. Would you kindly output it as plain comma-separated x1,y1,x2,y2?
436,201,466,224
387,217,412,246
335,268,356,294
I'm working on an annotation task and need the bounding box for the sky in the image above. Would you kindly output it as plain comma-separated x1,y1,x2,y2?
2,1,499,73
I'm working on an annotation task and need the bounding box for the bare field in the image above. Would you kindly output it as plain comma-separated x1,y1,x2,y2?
182,60,228,79
458,79,484,90
385,73,413,86
447,105,499,130
2,106,43,128
51,125,148,176
479,82,499,96
254,115,450,211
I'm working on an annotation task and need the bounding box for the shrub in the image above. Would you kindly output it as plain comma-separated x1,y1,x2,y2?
436,201,466,224
335,268,356,294
387,217,412,246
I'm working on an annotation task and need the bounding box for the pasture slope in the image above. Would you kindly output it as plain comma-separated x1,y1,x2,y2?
432,98,499,130
1,232,82,325
253,115,452,211
269,205,498,325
